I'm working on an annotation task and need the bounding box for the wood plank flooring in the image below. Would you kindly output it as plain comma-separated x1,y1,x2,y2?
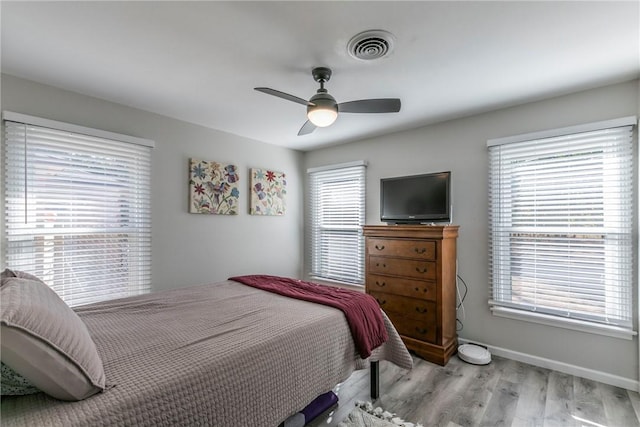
309,354,640,427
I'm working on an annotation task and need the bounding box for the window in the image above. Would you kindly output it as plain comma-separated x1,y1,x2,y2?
3,112,153,307
307,161,366,284
488,117,636,338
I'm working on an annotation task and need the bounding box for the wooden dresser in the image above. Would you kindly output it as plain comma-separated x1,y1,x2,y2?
363,225,459,365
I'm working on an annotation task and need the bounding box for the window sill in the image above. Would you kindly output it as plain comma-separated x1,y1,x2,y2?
490,306,637,340
308,276,365,293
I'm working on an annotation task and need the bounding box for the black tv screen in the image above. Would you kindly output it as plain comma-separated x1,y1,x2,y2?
380,171,451,224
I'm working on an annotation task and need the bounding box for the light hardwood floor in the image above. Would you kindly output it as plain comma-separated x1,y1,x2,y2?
310,354,640,427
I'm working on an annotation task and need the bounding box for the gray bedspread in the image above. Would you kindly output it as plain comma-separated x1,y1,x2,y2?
1,280,412,426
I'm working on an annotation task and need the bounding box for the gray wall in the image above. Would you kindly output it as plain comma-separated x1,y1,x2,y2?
304,79,639,383
1,74,305,290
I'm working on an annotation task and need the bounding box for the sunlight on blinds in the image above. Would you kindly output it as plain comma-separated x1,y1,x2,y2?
4,118,152,307
488,121,634,334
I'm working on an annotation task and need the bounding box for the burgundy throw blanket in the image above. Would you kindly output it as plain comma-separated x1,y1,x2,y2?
229,275,388,359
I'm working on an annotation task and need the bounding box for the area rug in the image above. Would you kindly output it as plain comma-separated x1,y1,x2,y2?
337,401,423,427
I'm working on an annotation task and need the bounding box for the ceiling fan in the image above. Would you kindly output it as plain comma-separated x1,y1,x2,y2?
255,67,401,136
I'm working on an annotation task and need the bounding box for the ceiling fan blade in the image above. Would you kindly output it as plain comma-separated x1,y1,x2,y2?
338,98,401,114
298,120,317,136
255,87,314,107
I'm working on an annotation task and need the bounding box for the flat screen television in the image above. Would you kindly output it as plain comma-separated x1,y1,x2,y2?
380,171,451,224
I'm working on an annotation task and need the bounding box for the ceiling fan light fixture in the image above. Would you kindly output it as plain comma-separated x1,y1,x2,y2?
307,92,338,127
307,107,338,127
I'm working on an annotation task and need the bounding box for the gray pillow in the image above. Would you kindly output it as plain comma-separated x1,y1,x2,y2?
0,275,106,401
1,362,39,396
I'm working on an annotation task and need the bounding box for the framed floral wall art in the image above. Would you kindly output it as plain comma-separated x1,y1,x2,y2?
250,168,286,216
189,158,239,214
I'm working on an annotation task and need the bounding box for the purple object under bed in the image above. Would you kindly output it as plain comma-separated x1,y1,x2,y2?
301,390,339,423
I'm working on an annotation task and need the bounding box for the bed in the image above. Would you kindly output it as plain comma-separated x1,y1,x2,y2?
1,276,413,426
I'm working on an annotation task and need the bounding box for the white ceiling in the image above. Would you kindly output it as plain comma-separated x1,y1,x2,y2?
2,1,639,151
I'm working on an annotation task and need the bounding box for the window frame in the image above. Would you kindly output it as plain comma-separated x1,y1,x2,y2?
2,111,154,307
307,161,367,285
487,116,637,340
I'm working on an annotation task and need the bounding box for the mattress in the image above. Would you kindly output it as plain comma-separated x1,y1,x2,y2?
1,279,412,426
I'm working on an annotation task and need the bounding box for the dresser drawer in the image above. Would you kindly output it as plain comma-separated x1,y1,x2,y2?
367,274,436,301
369,291,436,322
367,238,436,260
385,312,437,343
369,256,436,280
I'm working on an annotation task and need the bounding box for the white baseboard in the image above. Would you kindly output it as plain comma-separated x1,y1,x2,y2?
458,338,639,392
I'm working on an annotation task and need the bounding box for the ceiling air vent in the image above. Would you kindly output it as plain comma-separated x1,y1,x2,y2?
347,30,395,61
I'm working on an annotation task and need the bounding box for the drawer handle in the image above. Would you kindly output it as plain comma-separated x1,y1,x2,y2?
375,281,386,287
375,244,385,250
415,307,428,314
376,299,386,306
416,267,428,274
376,263,387,268
414,247,427,254
415,327,429,335
414,287,428,293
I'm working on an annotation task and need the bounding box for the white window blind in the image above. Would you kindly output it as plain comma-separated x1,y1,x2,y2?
308,162,366,284
488,118,635,337
3,115,153,307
